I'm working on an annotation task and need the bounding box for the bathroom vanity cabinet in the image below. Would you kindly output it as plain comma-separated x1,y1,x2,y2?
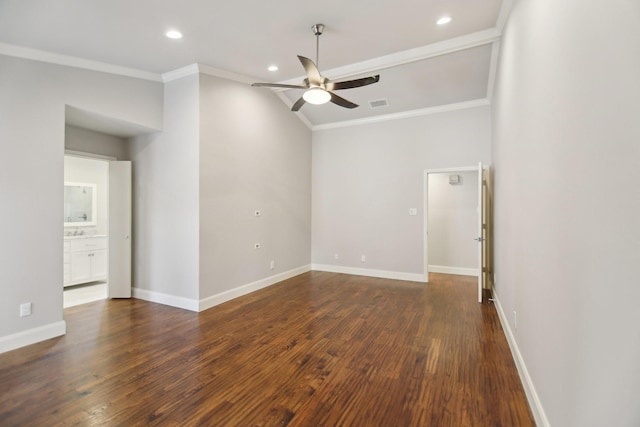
63,236,108,287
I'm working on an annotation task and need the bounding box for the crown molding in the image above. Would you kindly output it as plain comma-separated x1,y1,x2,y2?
496,0,514,33
486,41,502,102
161,63,258,84
161,64,200,82
194,63,257,85
278,28,501,87
312,99,490,131
0,42,162,82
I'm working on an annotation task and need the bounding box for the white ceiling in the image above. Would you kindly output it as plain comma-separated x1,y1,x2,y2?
0,0,508,128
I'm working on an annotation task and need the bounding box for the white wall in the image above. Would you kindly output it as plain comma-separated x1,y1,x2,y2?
427,171,478,274
0,54,162,351
129,74,200,303
198,74,312,299
63,156,109,236
492,1,640,425
312,106,491,279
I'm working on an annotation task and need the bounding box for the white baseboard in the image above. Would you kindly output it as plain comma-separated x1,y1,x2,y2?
428,265,479,276
311,264,426,283
132,287,200,312
199,265,311,312
134,265,312,313
492,292,550,427
0,321,67,354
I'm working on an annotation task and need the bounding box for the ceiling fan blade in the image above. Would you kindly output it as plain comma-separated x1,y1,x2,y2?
326,75,380,91
329,92,358,109
291,97,306,112
252,82,307,89
297,55,323,86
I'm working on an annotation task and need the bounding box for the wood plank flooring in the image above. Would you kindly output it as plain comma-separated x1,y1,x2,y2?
0,272,535,426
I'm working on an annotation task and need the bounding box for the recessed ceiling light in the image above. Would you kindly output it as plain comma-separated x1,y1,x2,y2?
165,30,183,39
437,16,452,26
268,65,279,72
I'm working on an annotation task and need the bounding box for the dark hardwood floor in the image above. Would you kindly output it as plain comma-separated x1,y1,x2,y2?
0,272,534,426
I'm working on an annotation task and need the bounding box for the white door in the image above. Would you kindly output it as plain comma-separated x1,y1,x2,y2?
476,162,484,303
108,161,132,298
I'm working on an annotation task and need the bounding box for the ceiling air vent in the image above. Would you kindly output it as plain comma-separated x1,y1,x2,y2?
368,98,389,109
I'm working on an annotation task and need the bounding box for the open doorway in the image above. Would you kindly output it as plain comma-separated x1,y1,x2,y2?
424,164,488,302
63,154,110,307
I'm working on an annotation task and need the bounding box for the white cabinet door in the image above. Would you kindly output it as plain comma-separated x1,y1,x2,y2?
70,251,92,283
91,249,108,281
67,237,108,285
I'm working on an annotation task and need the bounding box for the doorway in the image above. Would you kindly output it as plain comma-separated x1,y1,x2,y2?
63,150,132,307
424,164,488,302
63,154,109,307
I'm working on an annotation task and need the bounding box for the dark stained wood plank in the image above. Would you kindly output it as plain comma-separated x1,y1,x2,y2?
0,272,535,426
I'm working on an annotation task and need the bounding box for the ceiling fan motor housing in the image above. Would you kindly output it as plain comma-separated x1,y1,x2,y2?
312,24,324,36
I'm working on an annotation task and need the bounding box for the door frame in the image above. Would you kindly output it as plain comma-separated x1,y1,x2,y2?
423,165,482,286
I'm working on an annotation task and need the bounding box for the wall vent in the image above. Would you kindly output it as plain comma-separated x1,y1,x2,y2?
368,98,389,109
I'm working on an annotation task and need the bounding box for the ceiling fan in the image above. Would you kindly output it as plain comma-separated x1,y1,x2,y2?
252,24,380,111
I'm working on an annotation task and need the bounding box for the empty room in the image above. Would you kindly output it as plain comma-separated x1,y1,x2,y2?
1,1,639,426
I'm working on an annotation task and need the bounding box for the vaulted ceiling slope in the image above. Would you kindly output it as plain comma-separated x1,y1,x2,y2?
0,0,510,128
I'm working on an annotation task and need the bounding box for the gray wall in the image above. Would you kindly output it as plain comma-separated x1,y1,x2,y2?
129,74,200,301
65,125,129,160
0,54,162,343
198,74,312,298
492,0,640,425
127,72,311,306
311,106,491,277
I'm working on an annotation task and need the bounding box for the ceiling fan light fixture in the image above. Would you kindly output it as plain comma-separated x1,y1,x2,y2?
303,88,331,105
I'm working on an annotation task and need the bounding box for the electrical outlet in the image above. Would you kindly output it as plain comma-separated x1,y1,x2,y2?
270,260,275,270
361,255,366,262
409,208,417,216
254,243,261,249
334,253,339,260
20,302,32,317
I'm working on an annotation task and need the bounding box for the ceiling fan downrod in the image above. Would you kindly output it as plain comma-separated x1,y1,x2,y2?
312,24,324,69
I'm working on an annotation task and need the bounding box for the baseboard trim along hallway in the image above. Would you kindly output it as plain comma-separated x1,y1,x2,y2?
492,291,550,427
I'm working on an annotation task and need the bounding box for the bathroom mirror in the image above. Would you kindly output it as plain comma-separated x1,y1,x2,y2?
64,182,97,226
